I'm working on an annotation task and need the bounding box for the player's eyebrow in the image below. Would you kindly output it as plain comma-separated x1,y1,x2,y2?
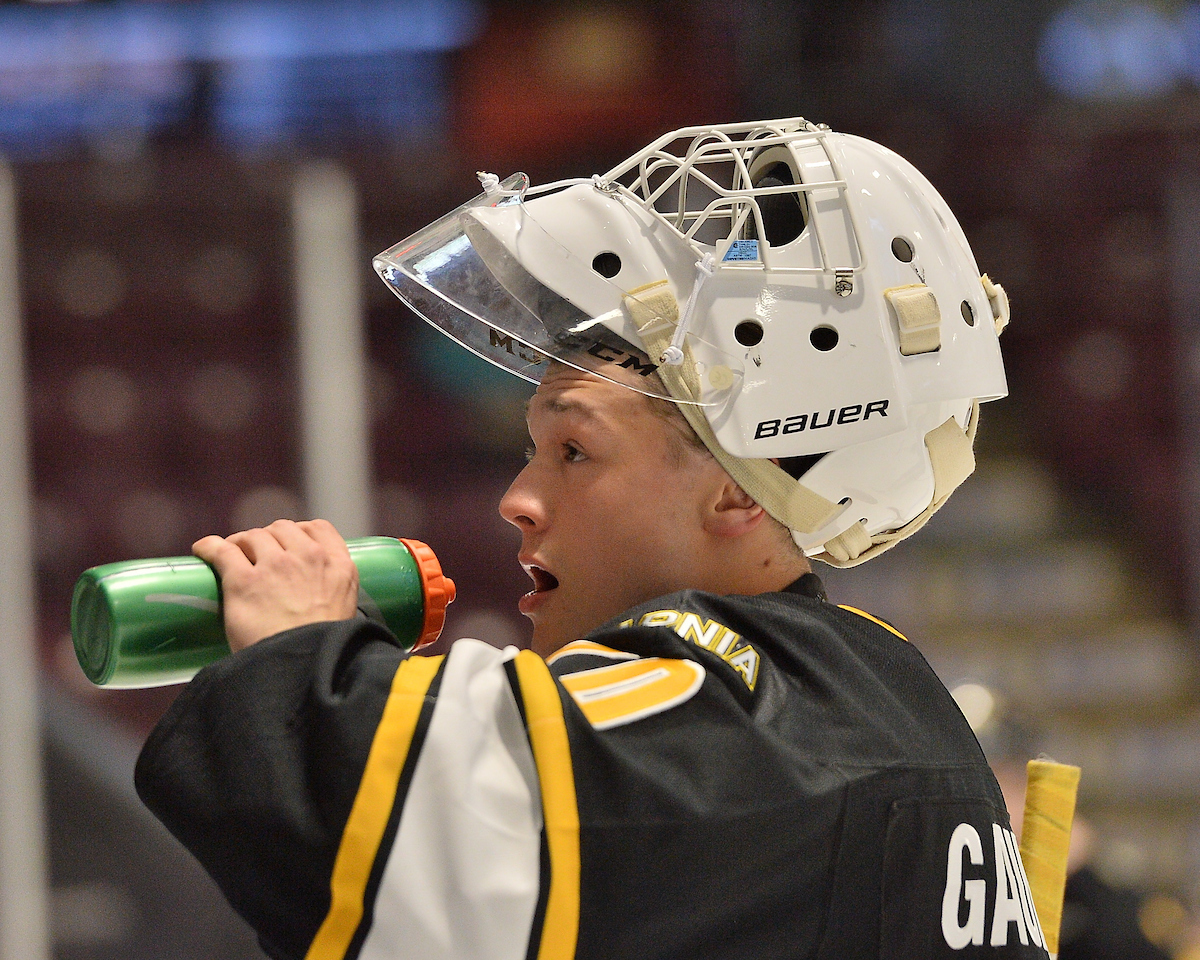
526,393,599,420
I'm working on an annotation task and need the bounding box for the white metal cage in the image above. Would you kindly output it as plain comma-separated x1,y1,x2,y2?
599,118,865,279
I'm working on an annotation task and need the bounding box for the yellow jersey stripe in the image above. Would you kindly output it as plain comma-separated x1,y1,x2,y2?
837,604,909,642
305,654,444,960
514,650,581,960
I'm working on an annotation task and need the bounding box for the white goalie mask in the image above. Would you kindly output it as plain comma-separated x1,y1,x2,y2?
374,118,1010,566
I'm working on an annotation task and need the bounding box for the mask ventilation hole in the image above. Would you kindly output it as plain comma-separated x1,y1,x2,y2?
891,237,914,262
592,252,621,278
810,325,839,352
734,320,764,346
748,162,806,247
961,300,975,326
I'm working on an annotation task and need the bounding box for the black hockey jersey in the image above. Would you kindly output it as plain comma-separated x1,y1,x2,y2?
135,577,1050,960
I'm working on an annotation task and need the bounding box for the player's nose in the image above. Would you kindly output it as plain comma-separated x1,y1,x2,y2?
499,463,546,532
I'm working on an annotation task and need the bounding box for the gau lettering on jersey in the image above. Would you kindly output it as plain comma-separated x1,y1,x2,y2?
941,823,1045,951
881,799,1049,958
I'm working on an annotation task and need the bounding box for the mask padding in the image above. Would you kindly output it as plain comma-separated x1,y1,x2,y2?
747,162,806,247
778,451,827,480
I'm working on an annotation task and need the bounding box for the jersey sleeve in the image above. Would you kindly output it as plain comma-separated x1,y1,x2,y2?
135,623,544,960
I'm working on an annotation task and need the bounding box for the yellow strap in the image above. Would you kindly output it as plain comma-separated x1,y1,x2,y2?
622,281,842,535
306,654,444,960
925,410,977,502
513,651,581,960
884,283,941,356
982,273,1010,336
1019,759,1081,957
822,521,872,564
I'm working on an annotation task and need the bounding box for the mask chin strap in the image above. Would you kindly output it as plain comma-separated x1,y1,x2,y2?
821,272,1004,566
814,400,979,567
622,278,983,568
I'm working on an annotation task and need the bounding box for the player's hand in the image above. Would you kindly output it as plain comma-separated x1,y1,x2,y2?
193,518,359,652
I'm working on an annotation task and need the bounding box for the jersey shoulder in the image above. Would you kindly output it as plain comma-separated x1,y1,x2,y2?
561,587,982,768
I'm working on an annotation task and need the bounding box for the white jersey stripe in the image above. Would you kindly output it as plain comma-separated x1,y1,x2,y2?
358,640,543,960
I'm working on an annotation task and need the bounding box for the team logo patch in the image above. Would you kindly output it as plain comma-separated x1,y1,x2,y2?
545,640,639,665
558,657,705,730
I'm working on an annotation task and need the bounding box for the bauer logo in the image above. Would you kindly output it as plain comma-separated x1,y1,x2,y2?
754,400,888,440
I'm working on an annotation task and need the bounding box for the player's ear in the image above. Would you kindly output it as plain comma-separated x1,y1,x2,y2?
703,478,767,538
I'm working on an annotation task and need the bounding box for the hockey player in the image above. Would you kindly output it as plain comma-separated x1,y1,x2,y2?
136,120,1046,959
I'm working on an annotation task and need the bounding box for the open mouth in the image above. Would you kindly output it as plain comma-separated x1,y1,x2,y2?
524,564,559,594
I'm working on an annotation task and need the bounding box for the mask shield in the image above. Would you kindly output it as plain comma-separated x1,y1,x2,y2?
374,174,744,407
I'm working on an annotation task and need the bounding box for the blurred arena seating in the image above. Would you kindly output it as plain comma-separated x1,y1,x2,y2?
11,0,1200,955
22,117,1200,956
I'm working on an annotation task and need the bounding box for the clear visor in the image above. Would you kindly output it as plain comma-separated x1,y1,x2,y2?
373,174,742,406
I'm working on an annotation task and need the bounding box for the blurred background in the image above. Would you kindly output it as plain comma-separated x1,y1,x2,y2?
1,0,1199,956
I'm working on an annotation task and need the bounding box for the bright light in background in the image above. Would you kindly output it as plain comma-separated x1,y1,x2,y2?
0,0,482,67
950,681,997,732
1039,1,1198,99
0,0,484,154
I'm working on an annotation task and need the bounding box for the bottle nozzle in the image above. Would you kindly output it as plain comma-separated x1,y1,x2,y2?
398,538,455,650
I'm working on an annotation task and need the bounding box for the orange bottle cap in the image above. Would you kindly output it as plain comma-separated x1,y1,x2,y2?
397,538,456,650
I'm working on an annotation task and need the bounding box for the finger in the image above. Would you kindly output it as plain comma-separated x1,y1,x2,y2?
226,527,287,565
298,518,351,560
192,535,254,580
262,518,314,554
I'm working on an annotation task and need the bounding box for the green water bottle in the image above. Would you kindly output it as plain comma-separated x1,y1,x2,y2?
71,536,456,689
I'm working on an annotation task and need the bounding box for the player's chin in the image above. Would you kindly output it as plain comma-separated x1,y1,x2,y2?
529,631,565,659
528,610,581,659
531,601,624,658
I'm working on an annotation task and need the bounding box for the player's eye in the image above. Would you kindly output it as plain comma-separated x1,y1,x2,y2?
524,445,536,463
563,443,587,463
